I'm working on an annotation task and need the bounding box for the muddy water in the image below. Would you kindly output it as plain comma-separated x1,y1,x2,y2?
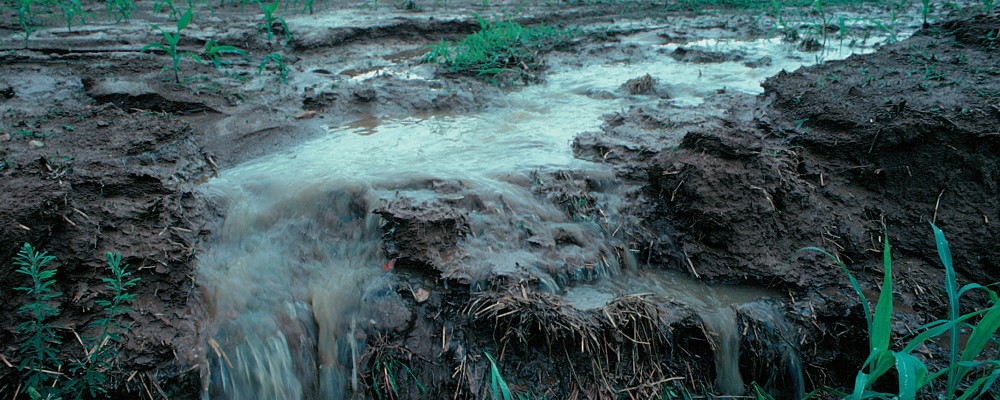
197,34,880,399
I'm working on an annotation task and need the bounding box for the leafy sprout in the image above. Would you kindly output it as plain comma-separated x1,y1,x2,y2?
142,8,204,83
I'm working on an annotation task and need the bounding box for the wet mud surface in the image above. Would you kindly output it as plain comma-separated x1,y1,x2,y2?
1,0,998,398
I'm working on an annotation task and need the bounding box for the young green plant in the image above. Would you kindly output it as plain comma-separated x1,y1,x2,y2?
66,252,139,398
17,0,38,48
255,0,292,44
204,40,248,69
142,8,203,83
57,0,86,32
258,52,289,85
805,224,1000,399
12,243,63,397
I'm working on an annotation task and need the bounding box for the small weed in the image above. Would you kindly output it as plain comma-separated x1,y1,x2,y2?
142,8,203,83
12,243,63,398
66,252,139,398
10,245,141,398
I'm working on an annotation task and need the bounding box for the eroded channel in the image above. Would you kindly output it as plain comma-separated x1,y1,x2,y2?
196,31,889,399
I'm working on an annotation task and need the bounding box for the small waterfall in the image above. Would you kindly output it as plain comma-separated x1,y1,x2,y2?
737,300,806,400
700,307,746,396
199,181,383,400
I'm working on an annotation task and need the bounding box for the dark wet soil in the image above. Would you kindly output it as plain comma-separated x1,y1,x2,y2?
578,13,1000,396
2,0,998,398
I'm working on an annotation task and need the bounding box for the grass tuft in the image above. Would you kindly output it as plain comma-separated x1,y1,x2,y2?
424,15,574,85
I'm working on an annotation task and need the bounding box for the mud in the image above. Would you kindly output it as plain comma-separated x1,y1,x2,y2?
1,0,998,398
580,12,1000,393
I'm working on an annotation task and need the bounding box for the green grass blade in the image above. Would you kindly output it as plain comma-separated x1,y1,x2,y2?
871,230,893,354
894,351,928,400
932,223,961,399
178,7,192,31
484,351,512,400
956,364,999,400
902,309,989,354
800,247,872,330
954,303,1000,387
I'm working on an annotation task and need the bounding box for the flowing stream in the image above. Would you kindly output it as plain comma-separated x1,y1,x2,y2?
197,32,882,399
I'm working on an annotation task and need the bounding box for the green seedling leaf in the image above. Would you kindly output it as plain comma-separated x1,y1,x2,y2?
894,352,928,400
178,8,193,31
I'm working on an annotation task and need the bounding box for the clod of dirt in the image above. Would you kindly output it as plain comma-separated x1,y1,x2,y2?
743,56,773,69
86,79,220,115
620,73,658,96
798,37,822,52
375,198,470,275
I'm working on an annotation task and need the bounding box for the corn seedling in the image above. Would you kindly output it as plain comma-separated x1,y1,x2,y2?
920,0,931,27
204,40,248,69
255,0,292,44
57,0,85,32
105,0,135,23
17,0,38,48
258,52,289,85
12,243,63,398
66,252,140,398
142,9,203,83
804,224,1000,400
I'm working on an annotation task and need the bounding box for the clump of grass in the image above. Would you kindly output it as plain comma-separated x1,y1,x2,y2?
805,224,1000,400
362,334,424,400
424,15,574,84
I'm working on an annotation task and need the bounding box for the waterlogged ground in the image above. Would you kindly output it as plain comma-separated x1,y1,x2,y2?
1,0,998,399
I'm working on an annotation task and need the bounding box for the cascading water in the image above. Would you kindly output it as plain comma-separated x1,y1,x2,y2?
196,32,883,399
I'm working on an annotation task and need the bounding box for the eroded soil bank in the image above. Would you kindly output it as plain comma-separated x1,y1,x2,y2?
1,0,998,398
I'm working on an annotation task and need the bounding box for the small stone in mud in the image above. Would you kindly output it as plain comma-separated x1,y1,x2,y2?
621,74,657,96
97,120,110,128
586,89,618,100
413,288,430,303
744,57,772,69
799,37,823,52
28,140,44,148
0,133,10,141
669,47,740,63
